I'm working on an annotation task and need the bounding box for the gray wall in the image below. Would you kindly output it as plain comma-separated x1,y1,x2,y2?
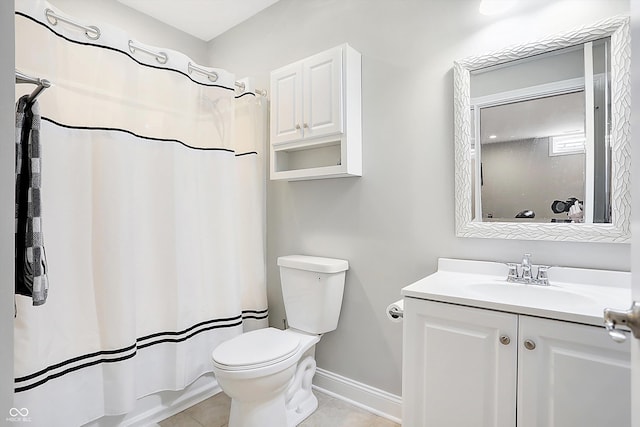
471,47,585,98
2,0,14,417
481,138,585,221
207,0,631,396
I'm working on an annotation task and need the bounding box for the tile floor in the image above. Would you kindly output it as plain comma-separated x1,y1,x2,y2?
158,390,400,427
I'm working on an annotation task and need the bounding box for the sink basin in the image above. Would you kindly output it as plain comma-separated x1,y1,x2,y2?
464,282,597,308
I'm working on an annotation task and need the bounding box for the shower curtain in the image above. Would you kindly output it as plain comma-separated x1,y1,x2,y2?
14,1,267,425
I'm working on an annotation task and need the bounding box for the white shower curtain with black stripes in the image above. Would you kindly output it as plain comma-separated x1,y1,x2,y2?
14,1,267,425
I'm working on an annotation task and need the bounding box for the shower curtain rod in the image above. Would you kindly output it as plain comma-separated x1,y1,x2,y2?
45,8,267,97
15,69,52,104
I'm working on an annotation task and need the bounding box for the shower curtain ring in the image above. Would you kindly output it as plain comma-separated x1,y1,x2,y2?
155,52,169,64
188,62,219,82
128,40,168,64
44,8,101,40
85,26,101,40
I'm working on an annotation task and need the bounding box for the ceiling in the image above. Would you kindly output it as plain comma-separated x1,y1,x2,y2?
116,0,280,42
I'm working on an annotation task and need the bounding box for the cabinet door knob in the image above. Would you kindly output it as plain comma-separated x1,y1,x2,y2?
524,339,536,350
303,123,309,128
295,124,301,130
499,335,510,345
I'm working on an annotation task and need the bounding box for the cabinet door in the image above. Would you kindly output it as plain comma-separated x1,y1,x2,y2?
403,299,517,427
518,316,631,427
302,47,343,139
270,64,303,144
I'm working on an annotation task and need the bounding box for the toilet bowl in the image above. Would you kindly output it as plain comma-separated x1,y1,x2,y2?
211,255,349,427
212,328,321,427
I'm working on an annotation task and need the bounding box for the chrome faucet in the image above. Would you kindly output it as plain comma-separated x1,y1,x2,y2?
521,253,532,283
506,253,550,286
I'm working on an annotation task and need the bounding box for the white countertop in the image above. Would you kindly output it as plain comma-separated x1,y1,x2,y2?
401,258,631,327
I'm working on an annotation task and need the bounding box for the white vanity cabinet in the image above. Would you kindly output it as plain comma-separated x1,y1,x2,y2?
517,315,630,427
269,44,361,181
402,298,631,427
402,298,518,426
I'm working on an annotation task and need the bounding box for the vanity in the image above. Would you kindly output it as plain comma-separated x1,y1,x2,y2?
401,258,631,427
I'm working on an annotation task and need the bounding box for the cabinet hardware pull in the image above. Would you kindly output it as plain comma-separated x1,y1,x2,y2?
303,123,309,128
524,339,536,350
295,124,301,130
499,335,510,345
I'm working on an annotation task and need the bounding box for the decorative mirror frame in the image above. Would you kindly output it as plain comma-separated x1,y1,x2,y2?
454,16,630,243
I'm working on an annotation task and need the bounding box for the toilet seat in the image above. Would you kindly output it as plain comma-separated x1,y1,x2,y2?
212,328,301,371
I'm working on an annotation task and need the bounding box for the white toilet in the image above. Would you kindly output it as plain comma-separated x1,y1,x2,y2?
211,255,349,427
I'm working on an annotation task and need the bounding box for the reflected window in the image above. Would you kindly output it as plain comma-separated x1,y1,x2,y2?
549,132,586,156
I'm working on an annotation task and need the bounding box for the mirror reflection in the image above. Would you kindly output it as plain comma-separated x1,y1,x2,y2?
470,38,611,224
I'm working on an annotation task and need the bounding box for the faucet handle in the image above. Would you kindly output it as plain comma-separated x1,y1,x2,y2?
536,265,551,285
506,263,518,282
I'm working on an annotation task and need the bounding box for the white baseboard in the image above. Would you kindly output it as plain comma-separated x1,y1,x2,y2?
312,368,402,424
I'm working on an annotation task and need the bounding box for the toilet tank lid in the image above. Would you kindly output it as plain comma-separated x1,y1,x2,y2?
277,255,349,273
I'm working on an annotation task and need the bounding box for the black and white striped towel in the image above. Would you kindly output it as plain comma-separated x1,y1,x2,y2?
15,95,49,306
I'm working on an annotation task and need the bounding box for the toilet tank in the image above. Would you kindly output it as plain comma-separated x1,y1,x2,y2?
278,255,349,334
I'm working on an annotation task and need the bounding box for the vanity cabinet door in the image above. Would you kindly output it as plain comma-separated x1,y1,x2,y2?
403,298,517,427
517,316,631,427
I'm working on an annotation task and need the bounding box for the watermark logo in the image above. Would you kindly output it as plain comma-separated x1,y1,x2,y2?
6,408,31,423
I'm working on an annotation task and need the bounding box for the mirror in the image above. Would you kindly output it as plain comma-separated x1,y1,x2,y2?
454,16,630,242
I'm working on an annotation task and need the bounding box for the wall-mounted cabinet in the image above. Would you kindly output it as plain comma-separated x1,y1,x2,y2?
270,44,361,181
403,298,631,427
